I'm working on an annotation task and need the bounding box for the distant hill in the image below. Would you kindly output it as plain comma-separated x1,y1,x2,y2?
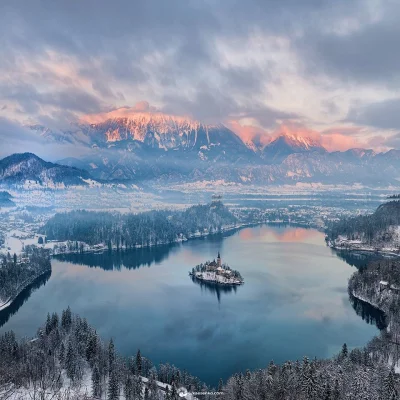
326,200,400,251
0,153,101,188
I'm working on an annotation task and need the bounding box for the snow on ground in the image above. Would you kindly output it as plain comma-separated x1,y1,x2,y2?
4,370,199,399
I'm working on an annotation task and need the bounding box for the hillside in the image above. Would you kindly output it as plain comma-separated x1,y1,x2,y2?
326,200,400,252
0,153,101,188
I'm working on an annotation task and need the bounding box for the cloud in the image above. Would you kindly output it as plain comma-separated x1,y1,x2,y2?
229,120,364,151
80,102,160,124
346,98,400,130
0,117,89,160
0,0,400,151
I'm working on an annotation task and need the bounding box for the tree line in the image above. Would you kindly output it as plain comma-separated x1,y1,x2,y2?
40,201,237,249
326,200,400,247
0,307,209,400
0,246,51,309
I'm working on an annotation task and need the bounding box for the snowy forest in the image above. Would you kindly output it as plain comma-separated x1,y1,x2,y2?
0,246,51,310
0,307,207,400
1,305,400,399
348,258,400,371
40,202,237,249
326,200,400,247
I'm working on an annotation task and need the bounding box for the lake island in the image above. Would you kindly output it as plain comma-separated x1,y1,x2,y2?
189,252,244,285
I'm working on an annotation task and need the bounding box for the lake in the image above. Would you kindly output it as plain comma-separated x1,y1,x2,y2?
0,225,379,386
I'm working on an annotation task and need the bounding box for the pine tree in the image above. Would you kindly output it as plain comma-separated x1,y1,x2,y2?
323,382,331,400
384,366,398,400
86,331,98,366
301,360,318,400
341,343,348,358
144,386,150,400
134,375,143,399
65,339,76,381
45,313,52,335
332,379,340,400
170,383,178,400
108,338,115,375
59,341,65,365
124,374,134,400
148,373,158,400
92,364,102,399
50,312,59,331
61,306,72,331
136,349,142,375
108,369,119,400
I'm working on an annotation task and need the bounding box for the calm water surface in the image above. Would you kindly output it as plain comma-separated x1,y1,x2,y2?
0,225,378,386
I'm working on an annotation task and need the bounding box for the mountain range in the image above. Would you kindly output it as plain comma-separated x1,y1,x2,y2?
11,111,400,186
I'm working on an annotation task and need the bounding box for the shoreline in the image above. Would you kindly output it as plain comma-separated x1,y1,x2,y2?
49,221,259,256
189,273,244,286
328,240,400,258
48,220,322,258
0,268,51,312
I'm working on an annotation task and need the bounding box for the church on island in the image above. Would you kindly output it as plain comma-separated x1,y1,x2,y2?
189,252,244,285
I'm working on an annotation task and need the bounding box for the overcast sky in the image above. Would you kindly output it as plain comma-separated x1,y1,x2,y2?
1,0,400,156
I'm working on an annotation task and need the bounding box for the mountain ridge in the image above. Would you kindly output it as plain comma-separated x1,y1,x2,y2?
21,113,400,186
0,153,102,188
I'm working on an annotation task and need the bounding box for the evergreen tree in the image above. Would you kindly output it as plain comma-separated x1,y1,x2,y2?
45,312,52,335
341,343,348,359
332,379,340,400
323,382,331,400
108,338,115,375
165,386,171,400
384,366,398,400
65,339,76,381
86,331,98,366
124,374,135,400
61,306,72,331
136,349,142,375
134,374,143,399
108,369,119,400
92,364,102,399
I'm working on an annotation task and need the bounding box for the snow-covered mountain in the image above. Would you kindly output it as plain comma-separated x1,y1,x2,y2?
30,112,254,164
0,153,101,188
261,133,326,164
24,112,400,186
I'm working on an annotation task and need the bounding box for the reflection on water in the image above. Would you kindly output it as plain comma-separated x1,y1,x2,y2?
332,249,397,270
348,293,387,330
0,270,51,328
55,244,180,270
0,225,381,386
190,275,239,303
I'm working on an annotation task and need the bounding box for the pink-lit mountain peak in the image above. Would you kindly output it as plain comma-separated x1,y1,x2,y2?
272,127,324,151
80,108,227,145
